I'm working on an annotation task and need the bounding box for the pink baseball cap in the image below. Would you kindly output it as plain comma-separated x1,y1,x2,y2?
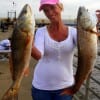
39,0,59,11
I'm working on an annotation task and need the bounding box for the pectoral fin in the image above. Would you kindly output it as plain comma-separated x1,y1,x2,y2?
23,67,30,77
25,33,31,46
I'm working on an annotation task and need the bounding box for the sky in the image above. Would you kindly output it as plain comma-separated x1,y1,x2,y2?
0,0,100,19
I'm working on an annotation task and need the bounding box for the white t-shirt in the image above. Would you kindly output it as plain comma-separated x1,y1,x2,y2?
32,26,77,90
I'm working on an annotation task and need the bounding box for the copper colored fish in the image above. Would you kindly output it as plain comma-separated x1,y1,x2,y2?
74,6,97,92
2,4,35,100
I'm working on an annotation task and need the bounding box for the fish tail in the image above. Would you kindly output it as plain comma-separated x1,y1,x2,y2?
2,70,25,100
1,84,19,100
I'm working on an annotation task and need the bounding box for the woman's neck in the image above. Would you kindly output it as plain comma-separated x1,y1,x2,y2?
49,20,66,32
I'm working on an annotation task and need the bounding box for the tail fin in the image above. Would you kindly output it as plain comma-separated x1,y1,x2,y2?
1,85,19,100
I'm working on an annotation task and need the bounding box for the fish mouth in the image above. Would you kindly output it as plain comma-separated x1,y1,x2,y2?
25,4,32,15
78,6,88,16
18,4,32,19
78,6,97,31
17,4,33,28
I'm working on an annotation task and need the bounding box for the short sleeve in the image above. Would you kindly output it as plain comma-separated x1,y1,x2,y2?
34,28,45,56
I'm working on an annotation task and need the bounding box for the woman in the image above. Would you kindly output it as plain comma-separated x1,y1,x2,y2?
31,0,77,100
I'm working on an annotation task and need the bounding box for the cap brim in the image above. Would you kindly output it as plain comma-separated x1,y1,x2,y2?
39,2,57,11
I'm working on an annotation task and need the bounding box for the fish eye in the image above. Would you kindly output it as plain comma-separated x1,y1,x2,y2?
24,10,27,14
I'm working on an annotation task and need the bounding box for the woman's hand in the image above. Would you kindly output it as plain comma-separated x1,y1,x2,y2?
31,45,42,60
60,86,79,96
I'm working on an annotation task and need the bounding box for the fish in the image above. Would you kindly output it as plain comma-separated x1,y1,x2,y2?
61,6,98,95
2,4,35,100
74,6,98,92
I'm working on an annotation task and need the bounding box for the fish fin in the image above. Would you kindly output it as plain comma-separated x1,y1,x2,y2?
1,84,19,100
22,34,31,77
86,29,100,36
23,67,30,77
25,34,31,46
94,32,100,36
90,30,100,36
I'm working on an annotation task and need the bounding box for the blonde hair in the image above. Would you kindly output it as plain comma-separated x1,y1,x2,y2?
57,3,64,11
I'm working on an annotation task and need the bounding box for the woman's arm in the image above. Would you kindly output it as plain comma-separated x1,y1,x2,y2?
31,45,42,60
31,27,44,60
